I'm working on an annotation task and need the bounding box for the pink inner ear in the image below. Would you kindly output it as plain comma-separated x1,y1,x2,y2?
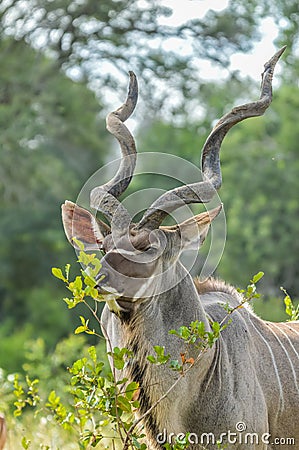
61,201,104,248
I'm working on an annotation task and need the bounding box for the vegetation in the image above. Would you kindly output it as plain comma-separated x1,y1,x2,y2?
2,255,297,448
1,0,299,447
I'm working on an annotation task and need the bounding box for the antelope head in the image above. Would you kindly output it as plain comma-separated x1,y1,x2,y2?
62,48,285,314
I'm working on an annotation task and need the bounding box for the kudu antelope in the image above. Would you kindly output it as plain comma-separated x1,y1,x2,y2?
62,47,299,449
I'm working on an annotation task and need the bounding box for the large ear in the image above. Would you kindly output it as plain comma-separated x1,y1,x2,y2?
162,205,222,251
61,201,110,251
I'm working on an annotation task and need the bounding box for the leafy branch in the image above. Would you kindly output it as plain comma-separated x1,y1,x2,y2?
221,271,265,323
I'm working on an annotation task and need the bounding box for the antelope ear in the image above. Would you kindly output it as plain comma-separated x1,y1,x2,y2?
178,205,222,250
61,201,110,251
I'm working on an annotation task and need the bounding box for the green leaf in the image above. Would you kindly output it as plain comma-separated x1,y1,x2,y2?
212,322,221,334
74,326,87,334
86,329,95,335
21,437,31,449
152,346,170,364
169,360,182,371
85,286,99,299
247,284,255,295
125,381,139,400
78,250,93,266
191,320,206,337
147,355,156,364
178,326,190,340
153,345,164,356
169,329,178,336
63,298,77,309
88,346,97,363
83,274,97,288
72,237,85,250
117,395,132,413
65,263,71,280
74,276,83,290
79,316,87,326
281,287,299,321
131,437,147,449
108,347,132,370
91,259,102,275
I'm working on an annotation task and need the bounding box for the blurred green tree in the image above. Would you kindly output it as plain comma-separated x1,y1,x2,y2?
0,0,270,117
219,83,299,297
